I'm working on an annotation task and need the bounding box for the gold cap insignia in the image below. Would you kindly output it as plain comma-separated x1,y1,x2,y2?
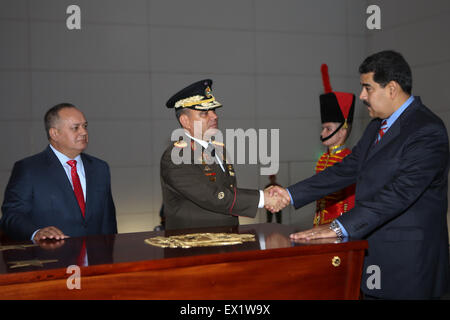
166,79,222,111
205,86,212,98
218,191,225,200
174,95,221,110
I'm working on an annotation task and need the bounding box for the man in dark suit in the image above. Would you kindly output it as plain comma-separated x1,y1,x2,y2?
161,79,278,230
0,103,117,241
267,51,449,299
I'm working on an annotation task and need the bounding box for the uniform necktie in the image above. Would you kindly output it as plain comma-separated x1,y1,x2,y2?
205,143,225,172
376,120,388,144
67,160,85,217
206,143,216,157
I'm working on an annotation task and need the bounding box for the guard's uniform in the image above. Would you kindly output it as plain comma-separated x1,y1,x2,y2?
314,64,356,226
313,146,355,226
161,79,259,230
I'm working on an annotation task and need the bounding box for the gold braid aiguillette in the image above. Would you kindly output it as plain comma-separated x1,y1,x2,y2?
145,233,255,248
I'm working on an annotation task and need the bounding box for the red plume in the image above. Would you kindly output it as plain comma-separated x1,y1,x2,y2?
321,64,332,93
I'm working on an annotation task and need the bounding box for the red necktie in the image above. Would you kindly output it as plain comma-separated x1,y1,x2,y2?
77,239,87,267
67,160,85,217
376,120,388,144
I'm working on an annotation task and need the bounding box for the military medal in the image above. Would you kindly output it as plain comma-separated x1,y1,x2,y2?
204,171,216,182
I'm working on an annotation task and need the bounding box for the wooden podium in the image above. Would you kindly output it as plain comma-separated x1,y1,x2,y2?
0,223,367,300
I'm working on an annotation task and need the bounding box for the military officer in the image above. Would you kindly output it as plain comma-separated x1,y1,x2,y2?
313,64,356,226
161,79,276,230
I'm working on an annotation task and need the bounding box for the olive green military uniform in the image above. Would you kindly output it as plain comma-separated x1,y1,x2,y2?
160,136,259,230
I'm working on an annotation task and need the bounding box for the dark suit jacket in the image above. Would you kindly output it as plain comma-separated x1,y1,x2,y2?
160,136,259,230
288,97,449,299
0,146,117,240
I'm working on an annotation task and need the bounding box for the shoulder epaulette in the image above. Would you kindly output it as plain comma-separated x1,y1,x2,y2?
174,140,188,148
211,140,224,147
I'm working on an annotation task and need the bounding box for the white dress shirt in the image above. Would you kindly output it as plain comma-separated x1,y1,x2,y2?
49,144,86,201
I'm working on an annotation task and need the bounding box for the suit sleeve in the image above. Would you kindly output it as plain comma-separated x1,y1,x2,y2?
161,149,259,218
0,161,38,240
337,123,449,238
287,142,361,209
101,162,117,234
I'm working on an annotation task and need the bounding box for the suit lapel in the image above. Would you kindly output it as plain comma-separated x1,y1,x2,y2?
44,146,84,220
366,119,401,162
81,153,93,222
360,120,381,164
364,97,421,162
45,146,73,193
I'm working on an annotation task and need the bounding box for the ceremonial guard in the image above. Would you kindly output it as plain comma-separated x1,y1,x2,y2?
313,64,356,226
161,79,262,230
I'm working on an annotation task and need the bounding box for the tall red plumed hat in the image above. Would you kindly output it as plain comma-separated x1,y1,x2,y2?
319,64,355,128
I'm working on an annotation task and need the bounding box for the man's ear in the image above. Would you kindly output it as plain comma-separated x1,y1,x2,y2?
179,113,191,131
49,127,58,141
336,126,346,141
387,80,400,99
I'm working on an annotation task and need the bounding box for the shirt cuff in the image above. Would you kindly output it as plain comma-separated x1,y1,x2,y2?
286,188,294,205
258,190,265,208
31,229,40,242
335,220,349,238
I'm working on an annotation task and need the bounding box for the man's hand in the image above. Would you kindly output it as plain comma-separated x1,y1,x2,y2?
33,226,69,241
264,186,291,213
290,223,337,240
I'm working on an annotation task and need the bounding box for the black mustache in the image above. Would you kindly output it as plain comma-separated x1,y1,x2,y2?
362,100,371,107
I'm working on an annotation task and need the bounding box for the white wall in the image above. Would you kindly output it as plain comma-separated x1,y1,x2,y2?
0,0,447,234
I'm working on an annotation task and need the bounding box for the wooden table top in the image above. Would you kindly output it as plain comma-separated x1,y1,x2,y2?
0,223,367,286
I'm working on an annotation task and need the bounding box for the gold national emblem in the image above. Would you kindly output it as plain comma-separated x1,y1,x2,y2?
144,233,255,248
7,259,58,269
0,244,38,251
218,191,225,199
205,86,212,98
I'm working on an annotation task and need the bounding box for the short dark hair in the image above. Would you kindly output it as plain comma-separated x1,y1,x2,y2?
44,103,76,140
175,108,190,126
359,50,412,95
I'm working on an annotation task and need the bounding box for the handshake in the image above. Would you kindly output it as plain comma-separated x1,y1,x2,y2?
263,186,291,213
